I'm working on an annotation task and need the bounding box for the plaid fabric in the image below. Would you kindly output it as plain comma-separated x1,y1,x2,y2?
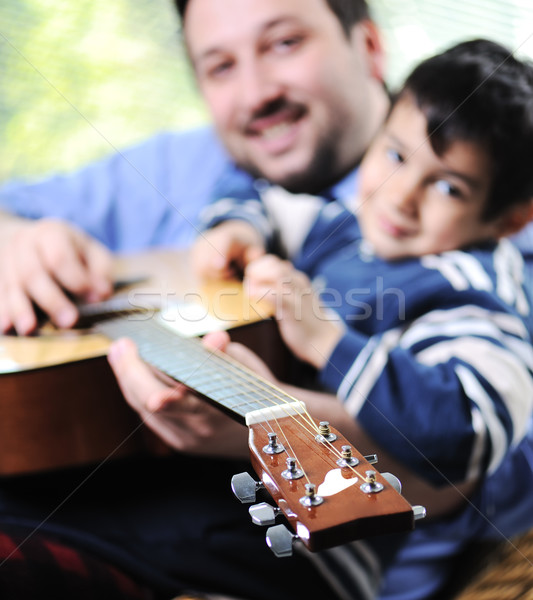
0,529,154,599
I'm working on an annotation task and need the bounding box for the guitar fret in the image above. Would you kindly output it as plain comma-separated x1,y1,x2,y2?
95,316,293,422
228,399,265,412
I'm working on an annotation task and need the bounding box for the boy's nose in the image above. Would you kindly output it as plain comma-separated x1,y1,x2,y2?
389,170,420,215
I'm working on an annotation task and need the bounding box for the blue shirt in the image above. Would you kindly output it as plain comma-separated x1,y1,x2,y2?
0,126,247,251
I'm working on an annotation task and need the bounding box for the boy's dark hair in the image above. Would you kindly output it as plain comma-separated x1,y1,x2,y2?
174,0,369,36
398,39,533,220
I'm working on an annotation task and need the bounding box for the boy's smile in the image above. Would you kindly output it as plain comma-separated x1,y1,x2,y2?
356,94,506,260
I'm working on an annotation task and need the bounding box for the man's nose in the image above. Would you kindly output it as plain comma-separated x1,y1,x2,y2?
237,59,283,114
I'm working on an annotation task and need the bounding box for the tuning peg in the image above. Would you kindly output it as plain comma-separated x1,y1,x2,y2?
381,472,402,494
299,483,324,507
263,432,285,455
281,457,304,480
315,421,337,443
364,454,378,465
337,445,360,467
249,502,281,526
266,524,298,558
231,472,264,503
360,470,384,494
413,505,427,520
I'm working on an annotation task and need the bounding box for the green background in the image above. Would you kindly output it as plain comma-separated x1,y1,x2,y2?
1,0,532,182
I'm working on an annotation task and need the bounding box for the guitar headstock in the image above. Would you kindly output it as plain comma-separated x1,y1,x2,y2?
232,409,424,556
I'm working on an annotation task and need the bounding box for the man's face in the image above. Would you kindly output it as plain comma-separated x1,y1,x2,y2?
184,0,385,193
357,95,503,260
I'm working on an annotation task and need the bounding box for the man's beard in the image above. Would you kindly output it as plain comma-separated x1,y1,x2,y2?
238,128,346,195
234,96,352,194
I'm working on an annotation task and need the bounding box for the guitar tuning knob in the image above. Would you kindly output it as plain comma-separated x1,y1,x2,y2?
413,505,427,521
249,502,280,526
265,524,298,558
231,472,264,503
375,474,426,521
364,453,379,465
282,457,304,480
299,483,324,507
263,432,285,455
381,472,402,494
315,421,337,443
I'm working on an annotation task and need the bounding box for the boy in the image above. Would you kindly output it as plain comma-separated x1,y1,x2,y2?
192,39,533,597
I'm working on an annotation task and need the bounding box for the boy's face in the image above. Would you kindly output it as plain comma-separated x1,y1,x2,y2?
184,0,385,193
357,95,505,260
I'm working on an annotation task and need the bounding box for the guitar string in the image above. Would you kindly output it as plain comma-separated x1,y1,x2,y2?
100,319,294,474
171,336,325,440
149,324,370,484
171,331,370,483
123,320,290,459
185,335,369,480
148,332,322,486
153,334,314,480
100,316,373,485
181,335,369,485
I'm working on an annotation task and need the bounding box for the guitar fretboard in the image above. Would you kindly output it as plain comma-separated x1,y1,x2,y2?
96,315,300,423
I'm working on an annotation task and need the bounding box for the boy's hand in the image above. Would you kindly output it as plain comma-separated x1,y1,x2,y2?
244,255,344,369
191,220,265,280
0,218,113,335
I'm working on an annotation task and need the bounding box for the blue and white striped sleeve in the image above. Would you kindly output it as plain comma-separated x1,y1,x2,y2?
320,304,533,486
319,242,533,487
198,196,275,247
198,170,278,251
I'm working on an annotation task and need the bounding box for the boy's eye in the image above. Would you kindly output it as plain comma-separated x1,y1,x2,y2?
386,148,404,164
435,179,462,198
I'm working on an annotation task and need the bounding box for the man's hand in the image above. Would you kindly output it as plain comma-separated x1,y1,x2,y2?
192,220,266,280
107,331,260,458
0,217,113,335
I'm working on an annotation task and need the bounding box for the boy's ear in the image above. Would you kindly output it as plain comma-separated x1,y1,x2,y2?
499,200,533,237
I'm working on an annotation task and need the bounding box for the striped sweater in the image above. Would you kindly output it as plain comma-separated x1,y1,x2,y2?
202,192,533,486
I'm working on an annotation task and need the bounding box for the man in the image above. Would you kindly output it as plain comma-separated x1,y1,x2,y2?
0,0,387,336
0,1,393,598
0,1,531,599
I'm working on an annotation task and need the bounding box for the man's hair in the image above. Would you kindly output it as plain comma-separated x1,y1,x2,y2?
174,0,370,36
397,39,533,220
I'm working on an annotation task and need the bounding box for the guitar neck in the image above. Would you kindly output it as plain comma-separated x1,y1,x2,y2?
96,314,419,552
96,315,303,424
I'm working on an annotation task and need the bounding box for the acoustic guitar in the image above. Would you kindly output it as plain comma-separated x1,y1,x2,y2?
96,312,421,553
0,249,423,552
0,249,285,476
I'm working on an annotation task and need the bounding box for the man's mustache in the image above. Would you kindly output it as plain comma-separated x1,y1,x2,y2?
243,98,306,132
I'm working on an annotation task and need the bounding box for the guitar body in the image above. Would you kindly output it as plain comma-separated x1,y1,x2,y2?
0,250,285,476
0,354,146,476
0,250,422,550
0,320,287,477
